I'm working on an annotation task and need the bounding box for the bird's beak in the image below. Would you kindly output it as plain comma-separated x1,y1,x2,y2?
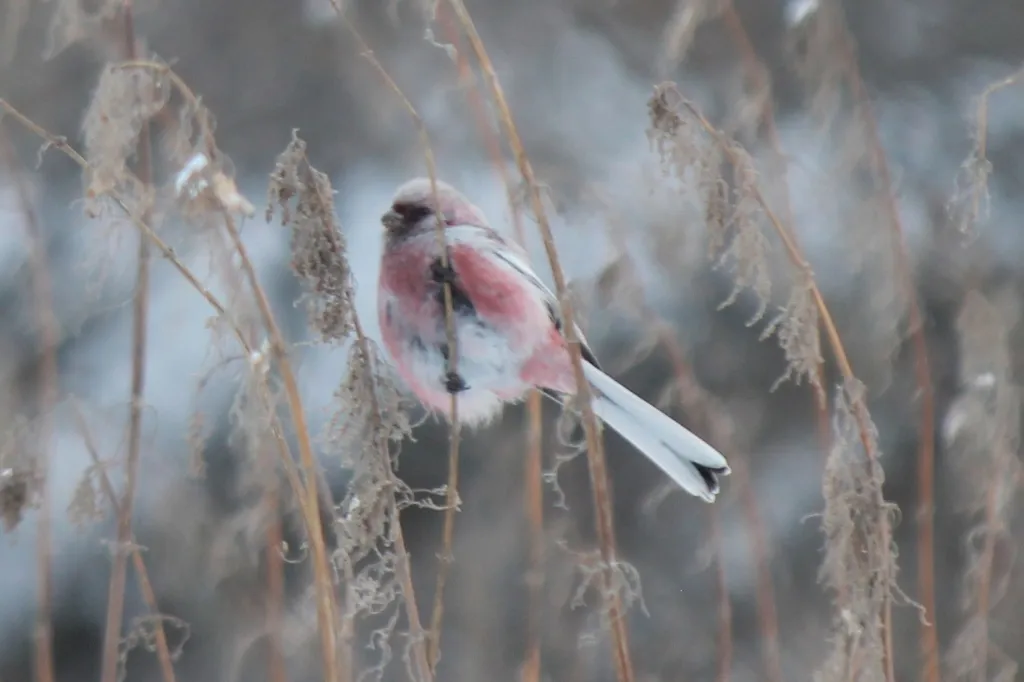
381,209,403,232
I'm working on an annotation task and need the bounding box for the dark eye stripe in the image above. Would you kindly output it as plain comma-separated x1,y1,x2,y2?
394,203,432,221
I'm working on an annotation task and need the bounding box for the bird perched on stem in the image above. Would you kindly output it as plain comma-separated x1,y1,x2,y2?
377,177,730,502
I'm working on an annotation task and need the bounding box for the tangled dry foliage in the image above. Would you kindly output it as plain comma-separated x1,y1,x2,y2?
2,0,1024,680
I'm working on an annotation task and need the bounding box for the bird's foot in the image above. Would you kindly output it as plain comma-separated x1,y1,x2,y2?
444,371,469,394
430,259,458,285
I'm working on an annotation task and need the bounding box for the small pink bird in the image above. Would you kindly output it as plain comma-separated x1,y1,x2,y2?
377,178,730,502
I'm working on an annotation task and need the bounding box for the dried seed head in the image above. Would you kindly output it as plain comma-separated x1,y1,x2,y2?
67,463,107,526
817,379,895,682
81,61,170,217
329,340,412,563
0,418,40,532
267,131,354,343
0,466,33,532
760,266,822,396
647,85,774,322
713,146,772,321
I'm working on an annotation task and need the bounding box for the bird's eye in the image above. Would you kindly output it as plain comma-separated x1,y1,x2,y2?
394,203,433,222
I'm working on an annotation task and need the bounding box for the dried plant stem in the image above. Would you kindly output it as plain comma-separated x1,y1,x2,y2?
70,400,178,682
445,3,635,681
0,100,257,358
219,214,339,682
434,13,548,677
963,69,1024,228
0,124,57,682
0,96,320,682
430,13,547,678
600,196,779,682
265,486,288,682
708,506,732,682
972,481,1002,682
827,21,935,681
677,97,895,682
718,0,832,465
522,391,545,682
330,13,461,673
347,308,433,682
100,6,154,682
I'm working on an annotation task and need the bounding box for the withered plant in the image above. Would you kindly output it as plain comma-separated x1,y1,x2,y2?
2,2,1024,682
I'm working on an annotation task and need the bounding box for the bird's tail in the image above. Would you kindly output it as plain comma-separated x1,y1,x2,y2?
582,363,730,502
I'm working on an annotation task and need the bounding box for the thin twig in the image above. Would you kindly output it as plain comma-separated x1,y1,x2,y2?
428,9,547,677
717,0,833,469
348,307,434,682
330,10,460,674
522,391,545,682
675,92,894,682
219,214,339,682
0,90,330,682
827,16,933,681
595,186,784,682
444,3,636,681
100,6,155,682
265,484,288,682
0,120,57,682
69,399,178,682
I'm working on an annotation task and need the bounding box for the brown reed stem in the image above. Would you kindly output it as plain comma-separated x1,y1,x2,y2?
827,16,934,681
708,505,732,682
675,93,894,682
0,93,329,682
348,308,433,682
445,3,635,680
265,485,288,682
100,5,154,681
0,121,57,682
430,10,547,677
69,400,178,682
329,11,461,674
718,0,833,463
522,390,545,682
219,214,339,682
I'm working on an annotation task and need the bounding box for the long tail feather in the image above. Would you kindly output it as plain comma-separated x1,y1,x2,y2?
582,363,730,502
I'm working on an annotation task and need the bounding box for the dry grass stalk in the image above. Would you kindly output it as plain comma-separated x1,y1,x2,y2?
0,122,57,682
648,82,899,682
424,8,548,677
715,0,833,463
943,290,1021,682
443,2,639,681
128,60,342,682
2,74,340,682
94,7,158,682
818,379,897,682
784,8,939,675
267,128,440,682
220,211,341,682
329,9,467,675
948,66,1024,237
70,400,180,682
804,10,938,676
592,198,782,682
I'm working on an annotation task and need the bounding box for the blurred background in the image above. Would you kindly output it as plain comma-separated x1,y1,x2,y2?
1,0,1024,680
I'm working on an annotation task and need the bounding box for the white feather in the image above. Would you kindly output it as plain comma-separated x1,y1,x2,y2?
583,363,730,502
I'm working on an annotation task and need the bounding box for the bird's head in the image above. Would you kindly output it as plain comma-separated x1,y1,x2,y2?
381,177,487,235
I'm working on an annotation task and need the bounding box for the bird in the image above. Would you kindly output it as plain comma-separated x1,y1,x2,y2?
376,177,730,502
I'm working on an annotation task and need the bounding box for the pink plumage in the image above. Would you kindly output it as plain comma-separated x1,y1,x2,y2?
377,177,731,502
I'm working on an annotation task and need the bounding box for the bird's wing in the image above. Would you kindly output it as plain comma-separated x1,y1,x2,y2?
447,224,601,369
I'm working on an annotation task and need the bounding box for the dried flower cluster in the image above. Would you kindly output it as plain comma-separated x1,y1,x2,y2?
267,132,355,343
